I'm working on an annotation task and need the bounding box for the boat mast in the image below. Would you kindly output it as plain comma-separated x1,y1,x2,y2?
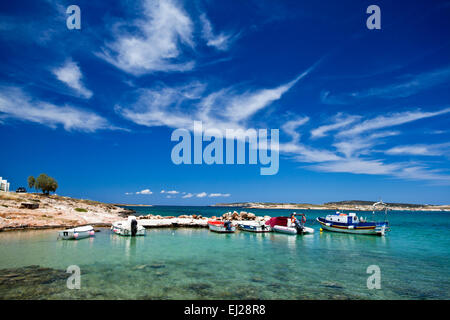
372,199,389,222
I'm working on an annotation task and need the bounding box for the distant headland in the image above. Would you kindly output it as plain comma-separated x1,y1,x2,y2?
211,200,450,212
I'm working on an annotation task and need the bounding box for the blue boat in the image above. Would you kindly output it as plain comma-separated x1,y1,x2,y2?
317,210,389,236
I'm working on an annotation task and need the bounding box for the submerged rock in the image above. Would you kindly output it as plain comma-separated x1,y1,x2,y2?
0,265,67,288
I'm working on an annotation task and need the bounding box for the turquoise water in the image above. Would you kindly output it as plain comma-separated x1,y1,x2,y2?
0,206,449,299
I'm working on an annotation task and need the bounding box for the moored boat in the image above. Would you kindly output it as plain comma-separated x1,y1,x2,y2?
317,211,389,236
58,225,95,240
112,216,146,236
237,221,272,233
266,213,314,235
207,220,235,233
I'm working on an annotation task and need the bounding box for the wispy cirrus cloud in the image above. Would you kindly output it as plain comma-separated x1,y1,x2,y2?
385,143,450,157
0,86,116,132
52,60,93,99
322,66,450,104
337,108,450,137
200,13,239,51
279,107,450,184
98,0,195,75
310,113,360,139
116,64,315,134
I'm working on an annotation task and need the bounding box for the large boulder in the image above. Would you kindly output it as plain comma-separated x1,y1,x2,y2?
247,213,256,220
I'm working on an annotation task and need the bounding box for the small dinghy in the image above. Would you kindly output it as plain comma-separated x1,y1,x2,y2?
208,220,235,233
267,213,314,235
112,216,146,236
58,225,95,240
238,221,271,233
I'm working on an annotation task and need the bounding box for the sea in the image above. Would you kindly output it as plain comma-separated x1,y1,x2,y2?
0,206,449,299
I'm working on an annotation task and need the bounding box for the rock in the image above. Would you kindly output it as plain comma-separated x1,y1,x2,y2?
211,216,217,220
247,213,256,220
192,214,197,219
240,212,248,219
150,263,165,269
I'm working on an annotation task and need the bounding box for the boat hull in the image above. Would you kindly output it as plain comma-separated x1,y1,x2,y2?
112,222,146,236
317,218,387,236
238,223,271,233
58,226,95,240
112,227,146,236
273,225,314,235
208,223,236,233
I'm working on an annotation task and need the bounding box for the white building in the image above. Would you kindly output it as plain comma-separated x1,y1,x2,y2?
0,177,10,192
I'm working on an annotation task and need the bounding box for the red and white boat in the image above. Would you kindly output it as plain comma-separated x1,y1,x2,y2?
207,220,236,233
266,214,314,235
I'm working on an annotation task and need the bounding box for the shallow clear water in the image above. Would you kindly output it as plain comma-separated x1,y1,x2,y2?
0,207,449,299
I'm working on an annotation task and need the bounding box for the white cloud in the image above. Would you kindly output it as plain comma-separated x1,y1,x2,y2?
0,86,115,132
182,193,194,198
136,189,153,195
52,60,93,98
98,0,195,75
196,192,207,198
310,114,360,139
322,66,450,103
278,107,450,183
385,143,450,156
208,193,231,197
116,66,314,134
200,14,238,51
338,108,450,138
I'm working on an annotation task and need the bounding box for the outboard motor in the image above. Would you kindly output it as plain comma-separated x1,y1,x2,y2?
294,217,305,234
131,219,138,237
224,221,232,231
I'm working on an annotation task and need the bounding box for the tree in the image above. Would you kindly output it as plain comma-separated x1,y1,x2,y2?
35,174,58,195
28,176,35,191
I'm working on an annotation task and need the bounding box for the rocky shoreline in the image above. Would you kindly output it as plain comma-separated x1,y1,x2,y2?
137,211,270,228
0,192,134,232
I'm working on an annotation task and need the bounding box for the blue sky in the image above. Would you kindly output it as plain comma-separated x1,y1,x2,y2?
1,0,449,205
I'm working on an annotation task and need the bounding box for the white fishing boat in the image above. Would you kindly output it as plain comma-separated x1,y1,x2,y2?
207,220,236,233
267,213,315,235
112,216,146,236
58,225,95,240
272,224,314,235
237,221,272,233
